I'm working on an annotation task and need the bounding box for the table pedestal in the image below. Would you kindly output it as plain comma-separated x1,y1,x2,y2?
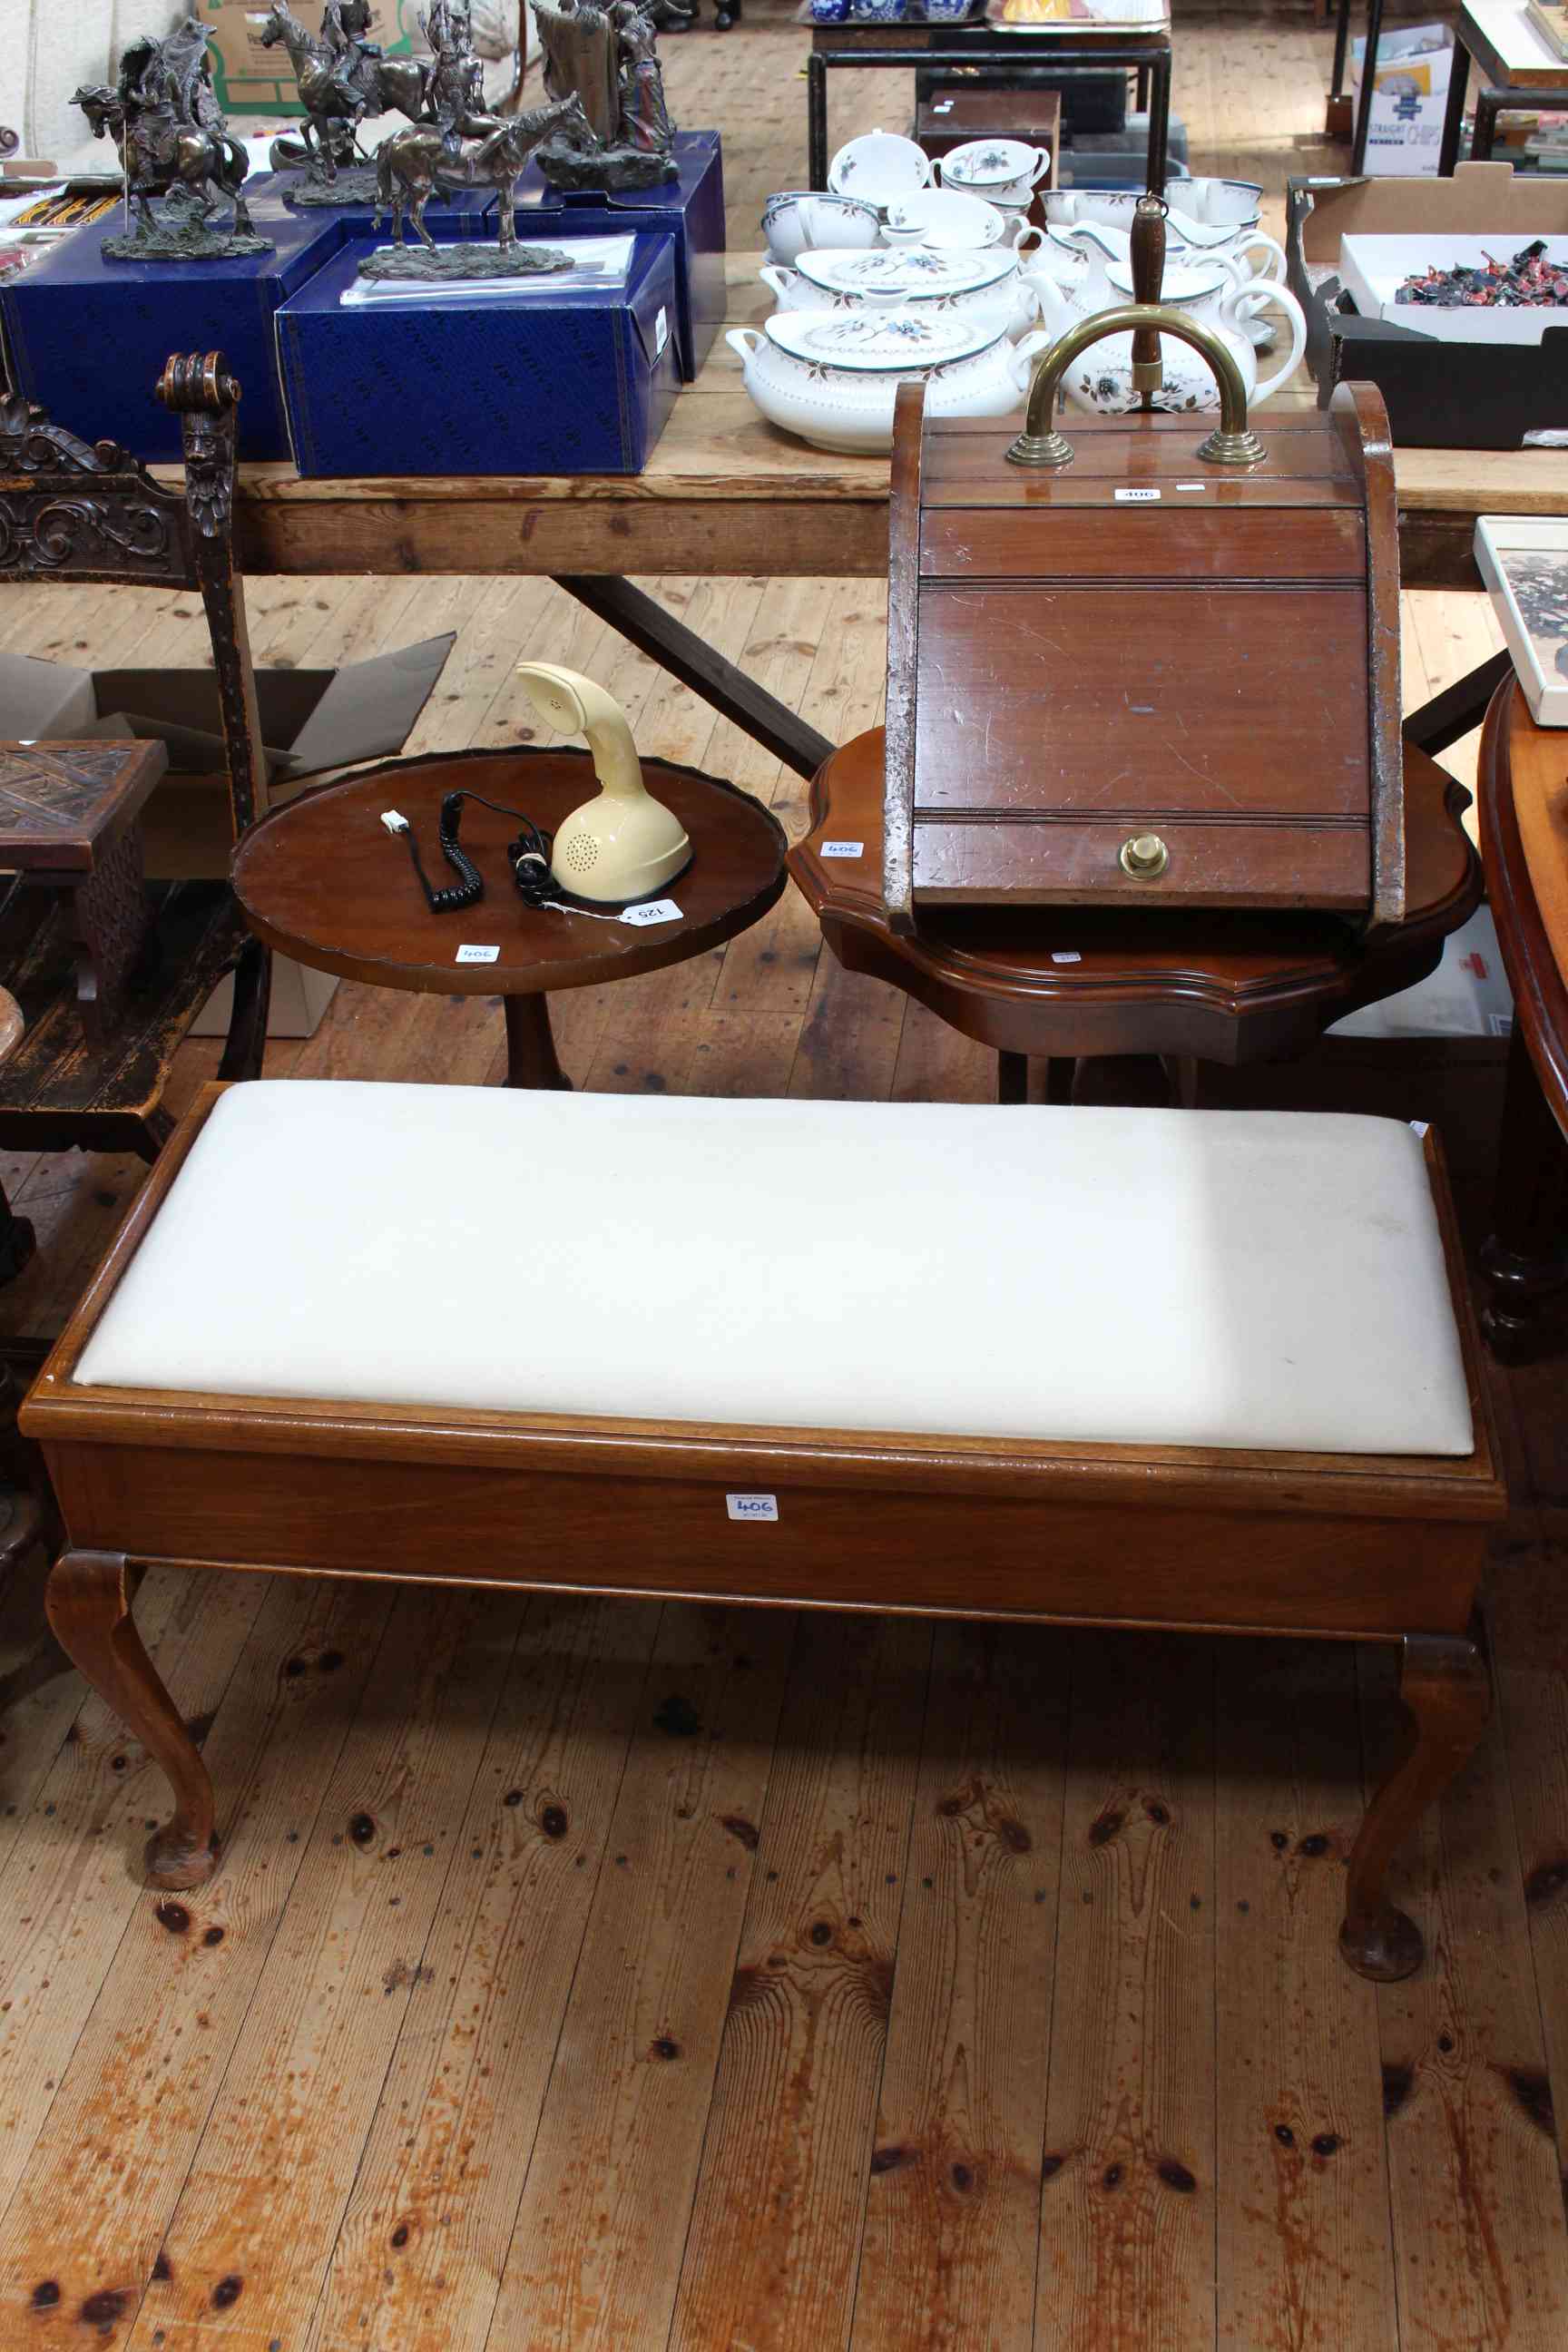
504,994,572,1092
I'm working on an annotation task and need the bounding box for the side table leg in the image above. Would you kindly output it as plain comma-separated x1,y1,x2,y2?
808,52,828,191
1339,1632,1490,1983
1146,51,1171,190
997,1050,1027,1104
504,994,573,1092
1473,88,1500,161
1481,1024,1568,1363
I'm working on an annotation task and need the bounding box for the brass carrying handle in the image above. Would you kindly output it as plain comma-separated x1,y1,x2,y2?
1005,302,1266,470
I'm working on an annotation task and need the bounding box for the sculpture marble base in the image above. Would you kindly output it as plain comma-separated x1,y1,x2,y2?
357,240,573,281
281,164,383,209
536,135,678,191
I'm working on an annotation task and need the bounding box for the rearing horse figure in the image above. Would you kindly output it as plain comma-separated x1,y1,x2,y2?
259,0,431,181
374,92,591,253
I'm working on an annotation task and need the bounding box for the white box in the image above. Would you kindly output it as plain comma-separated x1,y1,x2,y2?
1339,231,1568,343
1350,23,1455,177
1475,514,1568,724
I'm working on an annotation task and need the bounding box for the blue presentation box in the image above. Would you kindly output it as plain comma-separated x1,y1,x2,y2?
505,129,725,380
276,226,681,476
0,190,342,463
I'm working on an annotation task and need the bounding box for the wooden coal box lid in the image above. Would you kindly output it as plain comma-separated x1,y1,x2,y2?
883,379,1404,926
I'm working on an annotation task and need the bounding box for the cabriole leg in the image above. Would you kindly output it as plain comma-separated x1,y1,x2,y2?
44,1547,219,1890
1339,1632,1489,1982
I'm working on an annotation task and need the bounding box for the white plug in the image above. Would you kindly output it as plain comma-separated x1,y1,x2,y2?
379,809,409,836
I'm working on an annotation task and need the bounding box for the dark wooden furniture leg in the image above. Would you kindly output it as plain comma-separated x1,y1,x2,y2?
1340,1632,1490,1982
504,993,572,1091
997,1049,1027,1103
44,1547,219,1890
1481,1023,1568,1362
552,575,837,782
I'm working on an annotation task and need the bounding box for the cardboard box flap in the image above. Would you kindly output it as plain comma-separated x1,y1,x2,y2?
0,652,100,740
1294,161,1568,262
73,710,296,780
286,632,455,775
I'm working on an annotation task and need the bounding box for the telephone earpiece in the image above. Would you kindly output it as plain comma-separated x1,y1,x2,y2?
515,660,691,905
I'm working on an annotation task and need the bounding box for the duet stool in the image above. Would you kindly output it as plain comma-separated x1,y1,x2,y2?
23,1080,1504,1981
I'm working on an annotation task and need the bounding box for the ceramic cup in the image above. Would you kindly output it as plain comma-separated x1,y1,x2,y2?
762,190,879,266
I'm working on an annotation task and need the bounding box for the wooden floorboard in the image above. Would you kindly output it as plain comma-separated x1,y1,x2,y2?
1,9,1566,2348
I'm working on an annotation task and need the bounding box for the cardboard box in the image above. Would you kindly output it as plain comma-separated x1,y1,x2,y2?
1286,163,1568,446
506,129,725,380
277,226,681,474
201,0,431,117
0,635,455,879
1349,23,1454,178
0,191,343,463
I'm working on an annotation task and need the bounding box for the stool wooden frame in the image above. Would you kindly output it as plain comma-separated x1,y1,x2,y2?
22,1083,1504,1984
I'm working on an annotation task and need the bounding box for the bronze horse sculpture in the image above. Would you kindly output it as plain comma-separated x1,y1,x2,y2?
72,82,258,242
259,0,432,181
374,92,591,252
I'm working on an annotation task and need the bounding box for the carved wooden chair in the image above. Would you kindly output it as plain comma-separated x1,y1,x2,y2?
0,351,270,1279
24,1077,1503,1984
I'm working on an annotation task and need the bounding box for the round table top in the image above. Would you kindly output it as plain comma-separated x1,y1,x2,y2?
233,747,789,996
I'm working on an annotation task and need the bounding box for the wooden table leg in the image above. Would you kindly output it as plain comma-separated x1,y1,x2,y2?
504,993,572,1092
44,1547,219,1891
997,1050,1027,1104
1481,1023,1568,1363
1339,1632,1490,1982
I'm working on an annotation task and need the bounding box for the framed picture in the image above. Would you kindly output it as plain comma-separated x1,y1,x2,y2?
1475,515,1568,729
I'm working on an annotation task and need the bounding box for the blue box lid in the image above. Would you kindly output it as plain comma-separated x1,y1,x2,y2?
277,225,680,474
11,185,338,295
511,127,722,222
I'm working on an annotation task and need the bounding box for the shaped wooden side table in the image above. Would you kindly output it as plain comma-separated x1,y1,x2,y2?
233,746,788,1089
790,729,1482,1102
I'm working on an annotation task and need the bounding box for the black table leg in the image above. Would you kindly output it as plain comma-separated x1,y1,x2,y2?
1328,0,1351,102
1146,49,1171,190
808,50,828,191
504,994,572,1091
1472,86,1500,160
1349,0,1385,172
1481,1024,1568,1363
1437,39,1470,172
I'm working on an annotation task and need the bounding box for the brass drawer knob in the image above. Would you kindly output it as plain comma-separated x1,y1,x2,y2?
1120,832,1170,879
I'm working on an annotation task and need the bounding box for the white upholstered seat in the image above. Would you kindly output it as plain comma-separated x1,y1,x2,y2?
74,1081,1474,1457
